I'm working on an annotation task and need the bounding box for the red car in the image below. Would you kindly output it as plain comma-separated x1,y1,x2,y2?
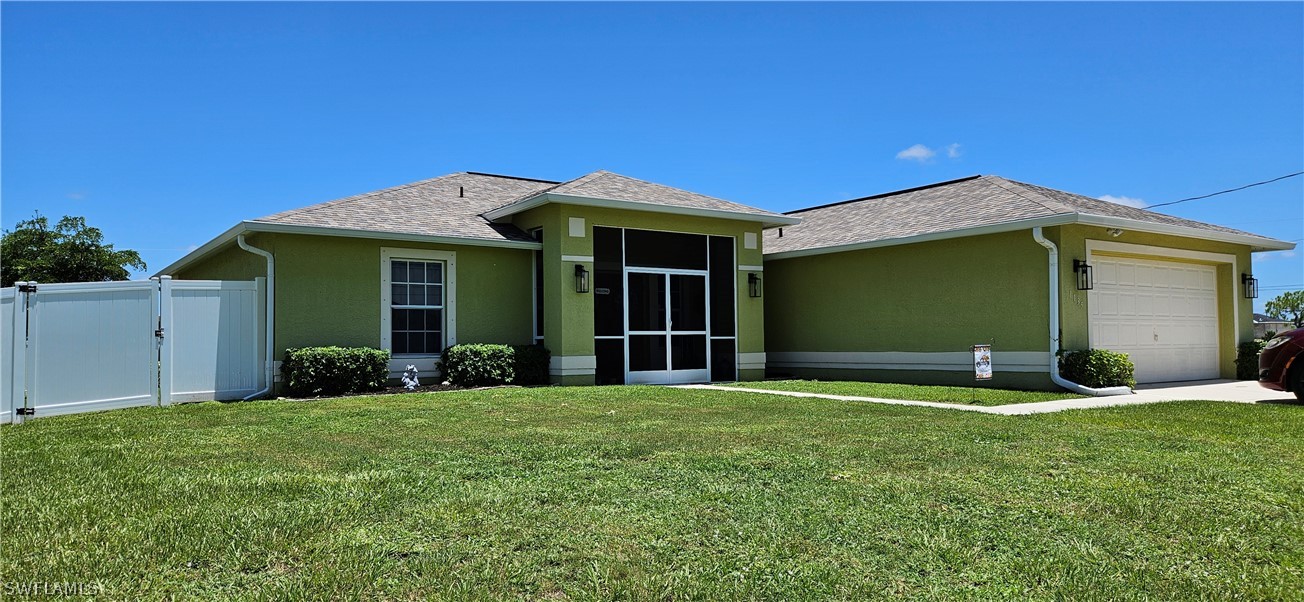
1259,327,1304,400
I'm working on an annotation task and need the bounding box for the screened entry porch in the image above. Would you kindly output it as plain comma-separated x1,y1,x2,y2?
592,227,738,385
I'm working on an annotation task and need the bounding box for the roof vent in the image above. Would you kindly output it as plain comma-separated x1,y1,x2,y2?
459,186,464,198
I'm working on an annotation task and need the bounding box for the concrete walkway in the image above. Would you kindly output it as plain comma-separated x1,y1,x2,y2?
675,379,1299,416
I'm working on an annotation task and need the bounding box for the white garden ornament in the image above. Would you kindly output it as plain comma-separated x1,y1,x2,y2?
402,365,420,390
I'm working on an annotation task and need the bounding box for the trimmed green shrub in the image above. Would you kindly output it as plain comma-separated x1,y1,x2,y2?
437,343,553,387
1236,340,1267,380
438,344,515,387
281,346,390,397
511,344,552,386
1059,349,1137,389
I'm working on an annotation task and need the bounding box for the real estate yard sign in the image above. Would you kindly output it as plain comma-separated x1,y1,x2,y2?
973,344,992,381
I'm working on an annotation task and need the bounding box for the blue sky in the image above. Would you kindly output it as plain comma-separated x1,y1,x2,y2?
3,2,1301,309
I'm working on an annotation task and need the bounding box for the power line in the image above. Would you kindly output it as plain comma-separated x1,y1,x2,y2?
1145,171,1304,209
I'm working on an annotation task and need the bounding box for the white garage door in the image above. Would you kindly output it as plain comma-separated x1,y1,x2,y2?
1088,256,1220,384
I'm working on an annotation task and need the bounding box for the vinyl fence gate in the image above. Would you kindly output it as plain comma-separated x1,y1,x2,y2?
2,277,267,424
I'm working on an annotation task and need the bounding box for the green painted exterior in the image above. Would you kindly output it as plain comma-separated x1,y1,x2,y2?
172,194,1259,391
175,206,768,386
1050,224,1253,379
766,230,1051,352
177,233,534,364
763,230,1053,388
764,225,1257,388
515,204,767,384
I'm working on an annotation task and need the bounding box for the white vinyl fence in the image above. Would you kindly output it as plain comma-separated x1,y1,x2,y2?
2,277,266,424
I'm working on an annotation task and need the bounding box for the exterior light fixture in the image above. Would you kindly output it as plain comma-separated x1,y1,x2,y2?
1241,273,1258,299
1073,259,1094,291
748,273,762,298
574,264,590,294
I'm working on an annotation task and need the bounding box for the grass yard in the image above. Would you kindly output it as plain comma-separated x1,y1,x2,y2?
724,379,1083,406
1,386,1301,600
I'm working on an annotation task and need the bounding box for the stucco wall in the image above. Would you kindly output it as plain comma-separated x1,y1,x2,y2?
175,233,534,360
514,204,768,383
1051,224,1254,379
764,225,1258,387
763,229,1053,388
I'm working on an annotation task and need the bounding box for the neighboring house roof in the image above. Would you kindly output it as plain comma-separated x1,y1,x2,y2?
481,170,799,227
764,175,1295,258
1253,313,1294,324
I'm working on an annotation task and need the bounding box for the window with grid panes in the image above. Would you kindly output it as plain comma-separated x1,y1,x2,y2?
389,259,444,354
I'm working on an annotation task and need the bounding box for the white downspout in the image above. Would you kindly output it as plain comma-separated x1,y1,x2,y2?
238,234,275,400
1031,227,1132,397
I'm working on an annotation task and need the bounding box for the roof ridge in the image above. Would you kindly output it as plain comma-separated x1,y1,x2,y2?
575,170,787,216
479,171,591,216
1003,177,1206,222
464,171,561,184
980,176,1077,215
256,173,464,222
783,175,984,214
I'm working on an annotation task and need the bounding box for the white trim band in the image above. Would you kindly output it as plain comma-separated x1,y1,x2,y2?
767,351,1051,373
483,192,802,228
550,355,597,376
764,214,1293,261
561,255,594,263
738,352,766,371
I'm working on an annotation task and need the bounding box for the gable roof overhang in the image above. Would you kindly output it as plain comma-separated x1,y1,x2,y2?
154,220,543,277
762,212,1296,261
482,191,802,229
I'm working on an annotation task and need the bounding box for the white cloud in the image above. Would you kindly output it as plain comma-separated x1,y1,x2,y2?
896,144,936,162
66,192,86,201
946,143,962,159
1098,194,1148,208
1258,250,1296,261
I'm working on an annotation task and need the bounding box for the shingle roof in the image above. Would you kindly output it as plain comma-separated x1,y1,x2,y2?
486,170,792,222
253,172,557,243
255,169,792,243
765,175,1286,255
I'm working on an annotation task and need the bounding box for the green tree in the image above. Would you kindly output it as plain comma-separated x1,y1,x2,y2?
1264,290,1304,328
1,213,145,287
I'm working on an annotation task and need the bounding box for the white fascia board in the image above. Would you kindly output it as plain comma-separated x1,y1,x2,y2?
764,215,1074,260
483,192,803,228
1072,214,1296,252
155,221,543,276
244,222,543,250
764,213,1296,261
154,222,249,276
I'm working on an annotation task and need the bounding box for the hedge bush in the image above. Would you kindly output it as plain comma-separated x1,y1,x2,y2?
281,346,390,397
1059,349,1137,389
438,344,514,387
437,343,552,387
1235,340,1267,380
511,345,552,386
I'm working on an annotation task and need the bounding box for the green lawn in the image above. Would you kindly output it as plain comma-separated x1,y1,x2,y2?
724,379,1084,406
2,386,1301,600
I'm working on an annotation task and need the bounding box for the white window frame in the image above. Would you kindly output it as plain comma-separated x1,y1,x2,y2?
381,248,457,376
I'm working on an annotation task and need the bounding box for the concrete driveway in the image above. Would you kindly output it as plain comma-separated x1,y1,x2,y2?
1130,379,1299,404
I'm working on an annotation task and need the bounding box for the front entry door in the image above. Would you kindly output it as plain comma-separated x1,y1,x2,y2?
626,270,709,384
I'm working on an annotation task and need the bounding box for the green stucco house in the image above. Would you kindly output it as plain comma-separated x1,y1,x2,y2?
161,170,1294,391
